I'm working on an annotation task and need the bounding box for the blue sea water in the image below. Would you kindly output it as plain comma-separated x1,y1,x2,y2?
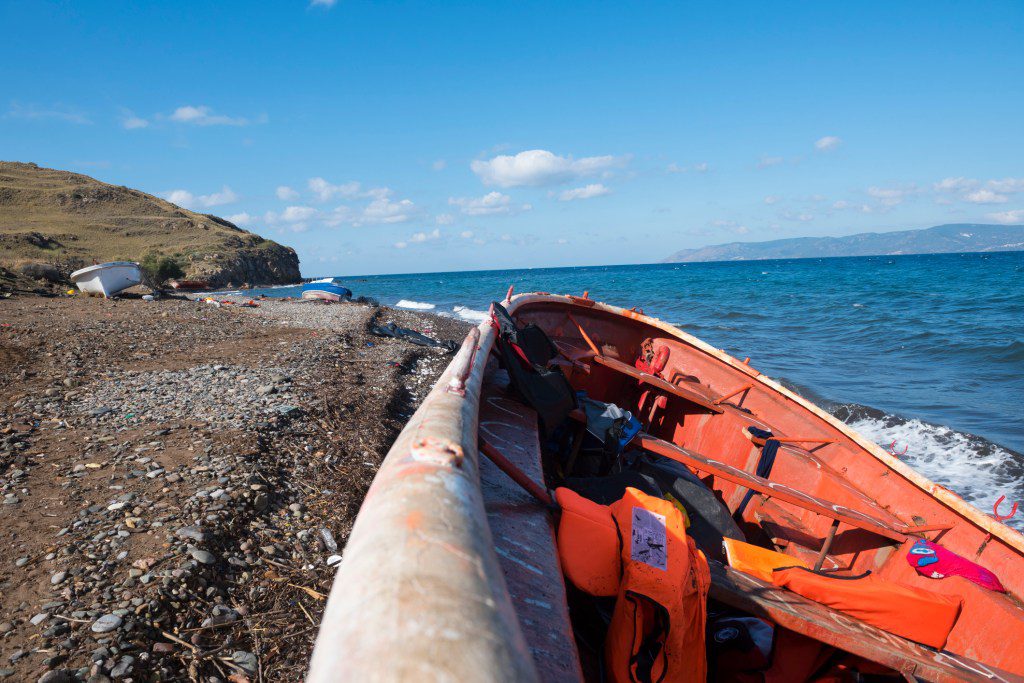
247,252,1024,520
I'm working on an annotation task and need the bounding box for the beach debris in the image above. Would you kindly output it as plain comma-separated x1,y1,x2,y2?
369,321,458,352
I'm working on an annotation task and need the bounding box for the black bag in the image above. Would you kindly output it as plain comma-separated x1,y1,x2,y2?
491,302,575,437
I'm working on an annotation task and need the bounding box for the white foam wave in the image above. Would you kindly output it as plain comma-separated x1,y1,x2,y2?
453,305,489,323
847,414,1024,530
395,299,436,310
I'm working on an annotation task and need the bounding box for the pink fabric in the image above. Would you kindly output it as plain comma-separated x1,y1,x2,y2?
906,539,1006,592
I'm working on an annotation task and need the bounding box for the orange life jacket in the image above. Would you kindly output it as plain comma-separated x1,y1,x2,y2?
555,486,711,683
771,567,963,649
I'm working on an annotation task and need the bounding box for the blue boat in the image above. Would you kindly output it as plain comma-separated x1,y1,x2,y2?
301,277,352,302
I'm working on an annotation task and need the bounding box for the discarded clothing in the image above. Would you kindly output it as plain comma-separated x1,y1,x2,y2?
369,322,457,352
491,302,576,435
772,567,963,649
906,538,1006,592
579,395,641,454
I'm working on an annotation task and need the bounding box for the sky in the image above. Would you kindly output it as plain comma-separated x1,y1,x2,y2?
2,1,1023,276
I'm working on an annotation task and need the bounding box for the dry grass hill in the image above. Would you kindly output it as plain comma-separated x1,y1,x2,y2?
0,161,300,288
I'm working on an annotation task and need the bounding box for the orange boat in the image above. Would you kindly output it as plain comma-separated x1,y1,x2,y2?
309,291,1024,682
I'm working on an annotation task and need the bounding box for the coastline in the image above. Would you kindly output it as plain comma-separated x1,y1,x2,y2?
0,294,469,681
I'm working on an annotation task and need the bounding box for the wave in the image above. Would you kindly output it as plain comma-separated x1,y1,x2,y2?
831,403,1024,530
395,299,436,310
453,305,489,323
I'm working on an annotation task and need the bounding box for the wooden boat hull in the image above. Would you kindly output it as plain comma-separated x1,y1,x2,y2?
308,292,1024,682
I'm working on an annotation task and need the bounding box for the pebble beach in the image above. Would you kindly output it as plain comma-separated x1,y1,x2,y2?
0,294,470,682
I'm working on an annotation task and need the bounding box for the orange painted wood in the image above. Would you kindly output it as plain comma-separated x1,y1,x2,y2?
591,355,725,414
636,433,910,542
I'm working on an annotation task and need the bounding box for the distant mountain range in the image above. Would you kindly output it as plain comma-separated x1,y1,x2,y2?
662,224,1024,263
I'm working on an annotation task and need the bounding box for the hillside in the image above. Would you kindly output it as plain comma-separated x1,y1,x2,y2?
0,161,300,287
663,224,1024,263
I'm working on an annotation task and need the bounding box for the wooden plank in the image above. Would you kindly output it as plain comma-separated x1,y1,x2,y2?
636,433,910,542
591,354,724,414
709,562,1022,683
479,370,583,683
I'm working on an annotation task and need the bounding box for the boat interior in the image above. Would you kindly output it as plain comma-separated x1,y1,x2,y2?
478,295,1024,682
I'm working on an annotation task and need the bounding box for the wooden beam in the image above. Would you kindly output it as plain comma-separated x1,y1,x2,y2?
591,355,724,414
636,433,910,542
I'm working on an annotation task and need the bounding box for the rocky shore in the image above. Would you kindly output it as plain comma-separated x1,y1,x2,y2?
0,294,470,682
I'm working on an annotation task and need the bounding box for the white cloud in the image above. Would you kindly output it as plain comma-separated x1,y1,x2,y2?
162,186,237,210
933,177,978,193
460,230,475,239
360,196,416,224
121,111,149,129
987,178,1024,194
410,228,441,243
449,191,530,216
558,183,610,201
757,156,784,169
764,195,779,205
199,186,238,207
310,0,337,6
667,162,709,174
964,189,1008,204
163,190,195,208
814,136,842,152
470,149,624,187
309,178,366,201
394,241,407,249
432,159,447,171
276,185,300,201
867,186,912,207
227,212,254,225
833,200,873,213
281,206,317,222
436,213,455,225
7,102,91,125
781,211,815,222
556,238,569,244
264,205,317,232
986,209,1024,224
169,105,249,126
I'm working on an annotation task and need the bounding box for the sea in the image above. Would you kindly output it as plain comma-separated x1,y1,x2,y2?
244,251,1024,527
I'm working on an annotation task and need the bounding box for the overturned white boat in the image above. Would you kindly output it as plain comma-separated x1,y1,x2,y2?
70,262,142,297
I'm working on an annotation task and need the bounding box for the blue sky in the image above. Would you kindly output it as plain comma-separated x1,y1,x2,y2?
2,1,1022,276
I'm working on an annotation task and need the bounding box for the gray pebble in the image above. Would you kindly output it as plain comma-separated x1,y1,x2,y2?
90,614,122,634
232,650,258,673
189,548,216,565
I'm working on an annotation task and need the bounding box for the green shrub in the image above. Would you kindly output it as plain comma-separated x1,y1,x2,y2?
140,252,184,287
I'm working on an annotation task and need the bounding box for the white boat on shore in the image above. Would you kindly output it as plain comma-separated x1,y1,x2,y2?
70,262,142,297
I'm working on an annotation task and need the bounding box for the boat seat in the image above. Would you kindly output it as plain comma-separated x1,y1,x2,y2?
479,366,583,682
709,561,1021,683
